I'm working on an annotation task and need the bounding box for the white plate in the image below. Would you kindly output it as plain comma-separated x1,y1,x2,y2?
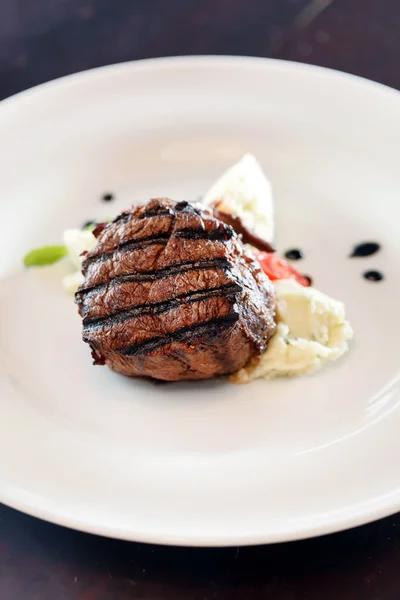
0,57,399,546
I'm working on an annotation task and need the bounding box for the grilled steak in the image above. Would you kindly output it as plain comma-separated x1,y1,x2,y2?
76,199,276,381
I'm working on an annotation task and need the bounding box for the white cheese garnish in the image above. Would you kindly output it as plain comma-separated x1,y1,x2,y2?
203,153,274,243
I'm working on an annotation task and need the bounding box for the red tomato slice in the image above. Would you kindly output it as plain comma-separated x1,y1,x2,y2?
256,252,311,287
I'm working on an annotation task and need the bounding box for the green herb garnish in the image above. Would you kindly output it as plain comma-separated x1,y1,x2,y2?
23,245,68,267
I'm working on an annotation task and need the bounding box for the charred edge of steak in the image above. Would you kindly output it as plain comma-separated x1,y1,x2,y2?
82,233,170,266
75,257,233,301
90,344,106,365
82,282,242,330
116,314,239,356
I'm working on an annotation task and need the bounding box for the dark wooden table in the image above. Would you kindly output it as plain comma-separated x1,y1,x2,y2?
1,1,400,598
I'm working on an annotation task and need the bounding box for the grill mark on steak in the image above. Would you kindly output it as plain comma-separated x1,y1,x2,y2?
83,295,236,353
82,282,241,329
90,215,174,258
116,314,239,356
78,266,235,321
175,225,234,242
83,236,232,289
138,208,175,219
76,257,232,299
83,233,170,266
113,205,174,224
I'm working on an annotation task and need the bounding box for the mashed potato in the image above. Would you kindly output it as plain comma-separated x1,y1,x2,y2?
231,279,353,382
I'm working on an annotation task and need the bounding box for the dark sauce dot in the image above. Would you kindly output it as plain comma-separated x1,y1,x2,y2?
102,193,114,202
350,242,381,258
82,220,95,229
363,270,384,282
284,248,303,260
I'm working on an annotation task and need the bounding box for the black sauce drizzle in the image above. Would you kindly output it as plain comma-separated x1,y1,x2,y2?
284,248,303,260
102,193,114,202
350,242,384,281
350,242,380,258
363,270,384,282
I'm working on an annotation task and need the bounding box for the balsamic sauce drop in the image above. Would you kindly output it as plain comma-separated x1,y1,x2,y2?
102,192,114,202
350,242,380,258
284,248,303,260
363,270,384,282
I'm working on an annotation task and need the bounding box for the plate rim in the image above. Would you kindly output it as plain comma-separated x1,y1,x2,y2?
1,55,399,546
2,54,400,112
2,481,400,547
